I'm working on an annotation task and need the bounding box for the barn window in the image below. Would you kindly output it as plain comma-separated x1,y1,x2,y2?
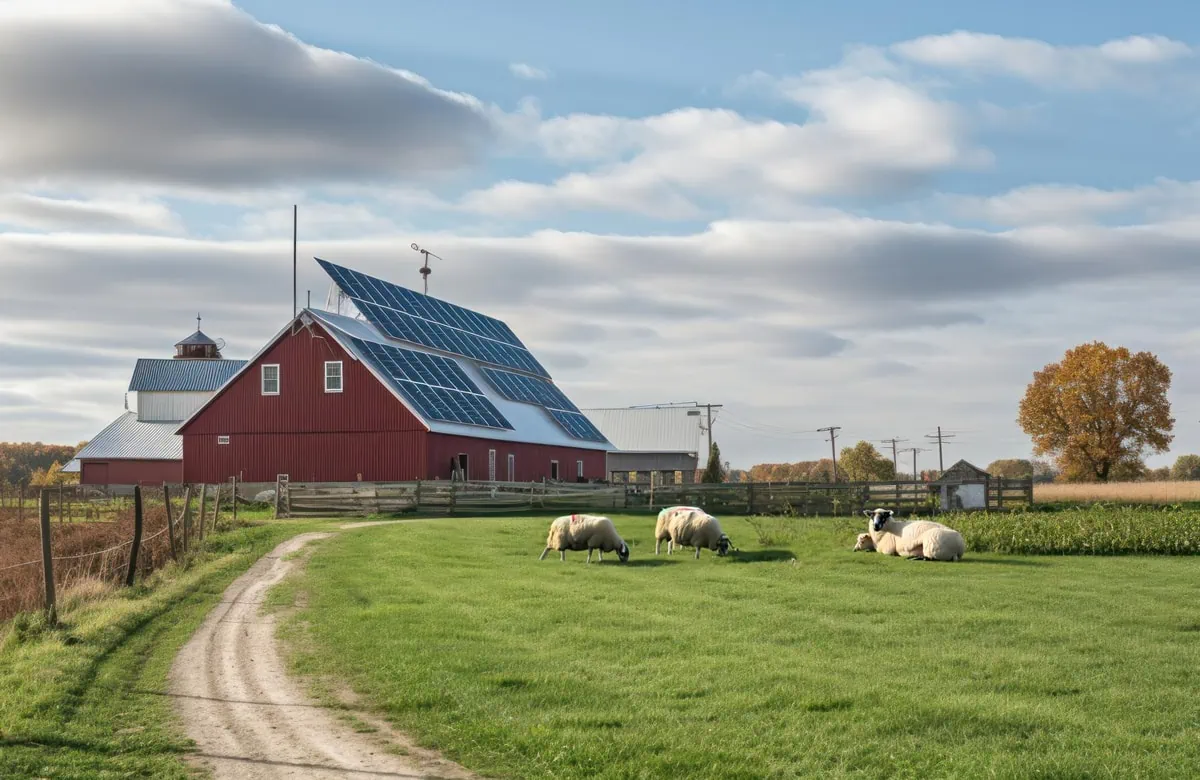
261,364,280,395
507,453,515,481
550,460,559,481
576,460,584,479
324,361,343,393
488,449,496,481
217,435,230,445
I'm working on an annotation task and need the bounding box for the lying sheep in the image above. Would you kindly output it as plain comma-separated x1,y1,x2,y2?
853,532,897,555
539,514,630,563
863,507,965,562
654,505,733,559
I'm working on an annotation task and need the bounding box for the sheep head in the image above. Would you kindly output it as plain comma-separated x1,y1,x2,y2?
617,541,630,563
866,508,894,532
715,534,732,556
853,533,875,552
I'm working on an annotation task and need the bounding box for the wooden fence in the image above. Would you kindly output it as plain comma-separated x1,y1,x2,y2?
277,477,1034,518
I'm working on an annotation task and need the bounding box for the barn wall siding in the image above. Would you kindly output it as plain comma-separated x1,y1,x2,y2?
183,431,428,483
136,391,213,422
80,459,183,486
180,321,426,436
427,434,606,482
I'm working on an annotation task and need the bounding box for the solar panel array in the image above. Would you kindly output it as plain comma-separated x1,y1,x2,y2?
319,259,548,378
350,338,512,430
481,367,608,443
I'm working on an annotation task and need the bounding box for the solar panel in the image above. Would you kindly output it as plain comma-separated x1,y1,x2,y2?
480,368,579,412
480,368,608,443
317,259,546,376
351,338,512,430
547,409,609,443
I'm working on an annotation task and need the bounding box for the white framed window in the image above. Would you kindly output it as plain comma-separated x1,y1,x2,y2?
550,460,559,481
217,435,230,445
507,453,515,482
488,449,496,481
261,364,280,395
324,361,343,393
577,460,584,479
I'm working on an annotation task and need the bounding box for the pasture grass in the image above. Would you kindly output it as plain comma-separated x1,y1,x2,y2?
277,514,1200,779
0,520,328,779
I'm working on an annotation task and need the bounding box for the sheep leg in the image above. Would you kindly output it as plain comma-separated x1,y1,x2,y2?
586,548,593,563
560,550,566,562
655,538,661,555
539,546,551,560
694,546,701,559
598,549,604,561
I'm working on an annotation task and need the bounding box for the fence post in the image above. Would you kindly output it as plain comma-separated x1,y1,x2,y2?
18,484,24,522
1025,478,1034,506
164,483,178,561
182,485,193,554
58,484,64,523
39,489,57,626
197,484,208,542
125,485,144,587
415,480,422,512
231,476,238,525
212,483,223,532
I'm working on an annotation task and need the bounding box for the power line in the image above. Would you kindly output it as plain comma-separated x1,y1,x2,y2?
818,426,841,482
924,426,957,473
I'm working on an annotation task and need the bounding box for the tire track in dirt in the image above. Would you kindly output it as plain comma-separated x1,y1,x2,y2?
168,531,475,779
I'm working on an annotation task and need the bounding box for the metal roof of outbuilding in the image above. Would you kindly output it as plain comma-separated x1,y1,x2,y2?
175,329,219,347
72,412,183,461
580,407,703,454
128,358,247,392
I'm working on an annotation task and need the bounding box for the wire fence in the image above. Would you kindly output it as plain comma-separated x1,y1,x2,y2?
0,482,236,623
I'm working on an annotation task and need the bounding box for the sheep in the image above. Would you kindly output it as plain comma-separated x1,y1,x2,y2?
654,505,733,559
538,514,630,563
853,532,898,555
862,507,965,562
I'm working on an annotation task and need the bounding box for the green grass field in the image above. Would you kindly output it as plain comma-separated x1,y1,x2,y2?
276,515,1200,779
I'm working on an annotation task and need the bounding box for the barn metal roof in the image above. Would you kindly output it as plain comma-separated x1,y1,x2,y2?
580,407,703,454
72,412,183,461
61,458,80,473
128,358,247,392
303,308,613,451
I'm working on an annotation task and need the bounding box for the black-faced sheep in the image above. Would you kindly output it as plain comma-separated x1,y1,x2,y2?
863,507,965,562
539,514,630,563
654,506,733,559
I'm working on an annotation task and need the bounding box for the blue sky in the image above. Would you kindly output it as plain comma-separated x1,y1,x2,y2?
2,0,1200,473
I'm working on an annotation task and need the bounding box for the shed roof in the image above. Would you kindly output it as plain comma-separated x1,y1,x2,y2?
72,412,183,461
930,459,991,484
580,407,703,454
128,358,247,392
176,329,218,347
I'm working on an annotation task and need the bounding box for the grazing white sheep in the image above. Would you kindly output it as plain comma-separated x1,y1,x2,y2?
863,508,965,562
539,514,630,563
654,506,733,559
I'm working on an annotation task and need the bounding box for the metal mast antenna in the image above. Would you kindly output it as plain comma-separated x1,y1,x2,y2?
818,426,841,482
410,243,443,295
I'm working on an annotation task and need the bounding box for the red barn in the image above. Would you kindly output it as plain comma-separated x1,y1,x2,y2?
177,259,612,483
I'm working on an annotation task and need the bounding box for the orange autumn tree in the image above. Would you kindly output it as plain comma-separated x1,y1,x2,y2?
1018,342,1174,482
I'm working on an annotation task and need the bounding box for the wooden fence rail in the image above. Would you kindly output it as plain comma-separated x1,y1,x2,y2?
277,477,1034,518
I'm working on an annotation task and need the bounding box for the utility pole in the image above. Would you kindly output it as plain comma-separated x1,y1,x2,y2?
818,426,841,482
924,426,956,474
901,447,927,481
880,437,907,475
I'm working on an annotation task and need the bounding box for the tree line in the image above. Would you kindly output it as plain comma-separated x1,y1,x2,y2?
0,442,83,488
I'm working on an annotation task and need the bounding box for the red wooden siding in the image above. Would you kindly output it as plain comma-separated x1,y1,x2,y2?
184,431,426,483
179,321,426,436
80,459,183,486
427,434,606,482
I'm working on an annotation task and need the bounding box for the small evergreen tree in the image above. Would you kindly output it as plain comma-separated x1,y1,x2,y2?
701,442,726,483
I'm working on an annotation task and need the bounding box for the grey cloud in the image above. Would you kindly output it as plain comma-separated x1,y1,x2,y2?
765,327,852,358
537,350,590,371
0,0,494,189
0,193,183,233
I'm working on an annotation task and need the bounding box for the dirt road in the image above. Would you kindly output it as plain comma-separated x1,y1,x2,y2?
168,532,474,779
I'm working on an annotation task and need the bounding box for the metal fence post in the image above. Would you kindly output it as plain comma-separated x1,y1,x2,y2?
39,489,57,626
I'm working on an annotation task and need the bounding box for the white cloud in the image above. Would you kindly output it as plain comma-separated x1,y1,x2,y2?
944,178,1200,226
509,62,549,80
462,68,989,218
893,31,1194,89
0,0,494,189
0,193,183,233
